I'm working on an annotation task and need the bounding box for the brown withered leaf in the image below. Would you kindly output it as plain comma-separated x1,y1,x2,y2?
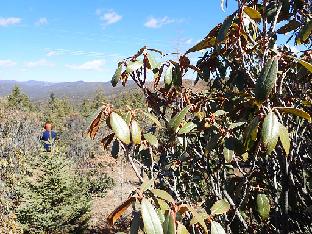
87,104,112,139
107,196,136,226
101,133,115,149
87,109,104,139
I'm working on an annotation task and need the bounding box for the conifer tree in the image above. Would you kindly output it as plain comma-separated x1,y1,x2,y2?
16,151,90,233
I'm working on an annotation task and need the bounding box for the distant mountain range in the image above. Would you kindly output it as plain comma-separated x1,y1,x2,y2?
0,79,206,102
0,80,135,101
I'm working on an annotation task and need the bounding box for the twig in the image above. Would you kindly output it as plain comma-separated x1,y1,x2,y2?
223,190,248,230
125,146,144,183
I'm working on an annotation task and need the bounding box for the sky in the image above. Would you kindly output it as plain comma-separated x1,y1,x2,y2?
0,0,239,82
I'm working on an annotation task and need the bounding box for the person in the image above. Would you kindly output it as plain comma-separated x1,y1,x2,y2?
41,121,57,152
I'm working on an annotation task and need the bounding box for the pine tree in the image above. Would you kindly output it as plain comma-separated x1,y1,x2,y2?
7,85,33,111
16,151,91,233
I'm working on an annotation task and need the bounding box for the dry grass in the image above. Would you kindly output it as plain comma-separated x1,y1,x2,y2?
86,154,140,233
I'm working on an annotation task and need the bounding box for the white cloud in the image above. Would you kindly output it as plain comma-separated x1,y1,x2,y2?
0,17,21,26
35,17,48,26
97,9,122,26
25,59,54,68
47,51,58,56
66,59,105,71
144,16,176,28
45,48,119,58
0,59,16,67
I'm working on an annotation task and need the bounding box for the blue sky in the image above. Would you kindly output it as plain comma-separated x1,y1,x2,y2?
0,0,238,82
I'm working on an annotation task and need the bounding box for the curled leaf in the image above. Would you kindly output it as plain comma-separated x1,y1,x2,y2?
87,105,106,139
255,59,278,103
261,111,280,154
110,112,131,144
131,120,142,145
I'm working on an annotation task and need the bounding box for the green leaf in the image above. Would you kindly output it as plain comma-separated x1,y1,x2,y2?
211,221,226,234
243,117,259,150
223,146,234,163
163,212,175,234
257,194,270,220
298,59,312,73
141,199,164,234
151,189,174,203
217,14,235,42
261,111,280,154
255,59,278,102
142,112,162,128
112,64,122,87
164,64,173,87
274,107,311,122
158,199,170,212
210,199,230,215
279,123,290,155
172,64,182,87
126,60,143,73
131,120,141,145
147,53,159,70
214,110,228,117
110,112,131,144
178,122,196,134
144,133,159,148
140,179,154,192
177,222,189,234
186,36,216,54
277,19,301,34
243,6,261,21
229,121,246,130
168,105,192,132
157,210,166,224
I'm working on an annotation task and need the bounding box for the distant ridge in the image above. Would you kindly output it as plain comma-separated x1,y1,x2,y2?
0,80,136,101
